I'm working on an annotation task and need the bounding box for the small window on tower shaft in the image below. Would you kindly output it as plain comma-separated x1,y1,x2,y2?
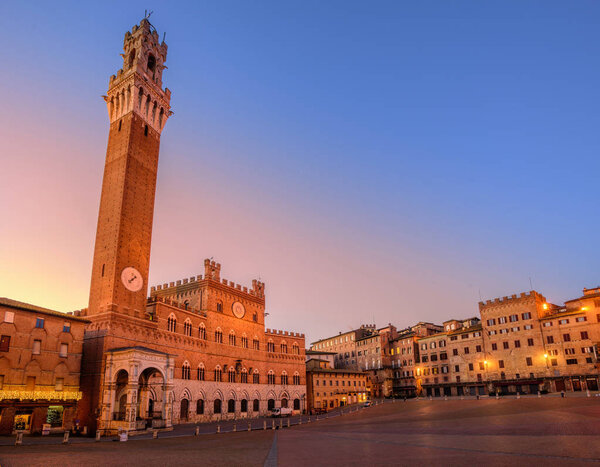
144,125,148,136
101,264,105,277
147,54,156,75
118,120,122,131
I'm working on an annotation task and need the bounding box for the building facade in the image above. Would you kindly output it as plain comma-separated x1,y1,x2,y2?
0,298,88,434
306,358,367,413
76,18,305,435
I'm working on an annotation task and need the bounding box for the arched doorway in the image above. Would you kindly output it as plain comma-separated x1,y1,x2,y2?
281,398,288,408
180,399,189,420
241,399,248,413
293,399,300,410
268,399,275,411
228,399,235,413
214,399,222,414
137,367,165,423
114,369,129,421
196,399,204,415
253,399,260,412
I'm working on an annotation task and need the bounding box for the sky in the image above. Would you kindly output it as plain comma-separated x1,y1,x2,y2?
1,1,599,344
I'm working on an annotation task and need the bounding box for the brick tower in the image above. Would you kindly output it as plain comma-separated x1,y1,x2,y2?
88,18,171,319
79,18,172,431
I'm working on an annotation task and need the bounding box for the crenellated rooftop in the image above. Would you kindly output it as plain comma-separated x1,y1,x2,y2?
265,328,305,339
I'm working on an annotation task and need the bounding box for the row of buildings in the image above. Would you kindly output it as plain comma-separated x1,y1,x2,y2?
310,287,600,399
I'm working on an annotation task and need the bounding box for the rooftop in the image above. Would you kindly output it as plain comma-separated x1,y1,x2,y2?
0,297,90,323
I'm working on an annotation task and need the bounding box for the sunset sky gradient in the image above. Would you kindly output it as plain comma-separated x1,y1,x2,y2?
1,1,599,343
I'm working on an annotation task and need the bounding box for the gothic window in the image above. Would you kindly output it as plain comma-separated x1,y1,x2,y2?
229,331,236,346
214,399,222,414
214,329,223,344
281,371,288,385
183,319,192,337
147,54,156,75
253,370,260,384
214,366,222,382
227,399,235,413
280,343,288,354
267,340,275,352
253,399,260,411
241,399,248,413
253,338,260,350
138,87,144,109
267,370,275,385
197,364,205,381
128,49,136,68
241,335,248,348
241,369,248,383
167,315,177,332
198,323,206,340
293,372,300,385
216,300,223,312
253,312,257,322
182,362,191,380
228,368,236,383
196,399,204,415
292,343,299,355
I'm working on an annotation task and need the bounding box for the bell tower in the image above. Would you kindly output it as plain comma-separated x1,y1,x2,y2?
88,18,172,319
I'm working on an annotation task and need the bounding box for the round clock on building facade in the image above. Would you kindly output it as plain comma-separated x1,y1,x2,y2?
121,267,143,292
232,301,245,319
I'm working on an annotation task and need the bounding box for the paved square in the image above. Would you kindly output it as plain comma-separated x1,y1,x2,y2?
1,398,600,466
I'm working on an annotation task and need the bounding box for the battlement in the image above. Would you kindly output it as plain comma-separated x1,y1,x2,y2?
478,290,546,309
147,296,207,317
265,328,305,339
149,259,265,299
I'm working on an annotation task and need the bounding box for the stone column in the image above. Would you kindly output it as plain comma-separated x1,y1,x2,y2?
162,383,173,428
125,384,139,431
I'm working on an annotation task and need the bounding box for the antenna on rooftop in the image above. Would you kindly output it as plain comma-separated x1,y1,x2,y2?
145,10,153,19
529,277,533,290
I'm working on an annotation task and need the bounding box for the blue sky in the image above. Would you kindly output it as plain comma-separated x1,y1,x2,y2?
1,1,598,341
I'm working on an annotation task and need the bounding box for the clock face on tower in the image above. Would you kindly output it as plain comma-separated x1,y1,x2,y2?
232,301,245,319
121,267,143,292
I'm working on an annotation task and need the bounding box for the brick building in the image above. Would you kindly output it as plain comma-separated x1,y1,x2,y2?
309,325,376,370
76,18,305,435
0,298,88,434
305,358,367,413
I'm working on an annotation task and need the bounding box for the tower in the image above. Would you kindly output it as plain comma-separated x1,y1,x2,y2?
88,18,171,319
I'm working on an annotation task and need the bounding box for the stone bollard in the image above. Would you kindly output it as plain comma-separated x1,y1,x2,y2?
299,417,302,425
263,420,267,430
15,432,23,446
248,422,251,432
195,425,200,436
279,419,283,429
444,396,448,401
316,415,319,421
537,391,541,398
429,396,432,401
217,424,221,434
95,430,101,442
460,395,464,400
272,420,275,430
153,429,158,439
587,390,591,398
287,418,290,428
517,393,520,399
233,423,237,432
63,431,70,444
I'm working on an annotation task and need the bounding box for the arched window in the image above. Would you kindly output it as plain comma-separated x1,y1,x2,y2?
198,323,206,340
213,399,222,414
215,328,223,344
267,340,275,352
241,335,248,348
229,331,236,346
268,399,275,410
167,315,177,332
280,343,288,354
241,368,248,383
197,364,205,381
281,398,288,408
184,319,192,337
196,399,204,415
180,399,189,420
216,300,223,312
253,338,260,350
253,312,258,322
281,371,288,386
182,361,191,380
147,54,156,75
228,399,235,413
293,399,300,410
240,399,248,413
292,343,300,355
253,399,260,411
293,372,300,385
267,370,275,385
214,366,222,382
253,370,260,384
228,367,236,383
128,49,136,68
